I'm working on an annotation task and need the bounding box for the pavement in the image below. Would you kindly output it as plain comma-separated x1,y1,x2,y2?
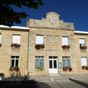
30,74,88,88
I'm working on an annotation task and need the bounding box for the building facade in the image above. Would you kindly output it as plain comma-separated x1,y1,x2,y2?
0,12,88,77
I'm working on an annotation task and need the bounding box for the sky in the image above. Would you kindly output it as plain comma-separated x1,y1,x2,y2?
14,0,88,31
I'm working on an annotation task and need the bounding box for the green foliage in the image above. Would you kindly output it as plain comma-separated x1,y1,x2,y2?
0,0,43,26
0,73,4,77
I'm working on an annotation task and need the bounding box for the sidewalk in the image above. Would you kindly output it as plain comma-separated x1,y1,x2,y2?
31,74,88,88
30,74,88,82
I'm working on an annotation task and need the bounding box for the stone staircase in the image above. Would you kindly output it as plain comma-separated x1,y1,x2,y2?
30,75,70,82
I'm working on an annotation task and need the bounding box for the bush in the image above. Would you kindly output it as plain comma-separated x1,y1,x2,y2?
0,73,4,78
63,67,72,72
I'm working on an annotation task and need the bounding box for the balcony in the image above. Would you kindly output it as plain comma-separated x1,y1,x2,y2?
62,45,70,49
11,43,20,48
35,44,45,50
80,44,87,49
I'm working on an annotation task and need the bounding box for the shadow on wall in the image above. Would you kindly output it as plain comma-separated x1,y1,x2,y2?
69,78,88,88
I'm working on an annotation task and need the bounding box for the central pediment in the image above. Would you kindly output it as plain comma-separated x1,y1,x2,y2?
27,12,74,30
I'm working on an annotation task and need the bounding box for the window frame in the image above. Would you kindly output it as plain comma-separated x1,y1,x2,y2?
11,56,19,67
35,35,44,44
62,56,71,67
62,36,69,45
79,38,86,46
81,56,87,66
12,34,21,44
35,56,44,69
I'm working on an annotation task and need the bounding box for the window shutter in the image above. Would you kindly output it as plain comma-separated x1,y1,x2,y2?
81,57,87,66
13,35,20,44
62,37,68,45
36,35,43,44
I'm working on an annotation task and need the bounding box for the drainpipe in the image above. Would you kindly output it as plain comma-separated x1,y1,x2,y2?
26,29,30,76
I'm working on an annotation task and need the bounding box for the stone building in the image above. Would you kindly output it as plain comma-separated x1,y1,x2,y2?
0,26,29,77
0,12,88,77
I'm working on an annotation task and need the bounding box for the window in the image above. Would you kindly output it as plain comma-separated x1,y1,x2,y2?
62,56,71,67
35,56,44,69
79,38,87,49
80,38,85,45
11,56,19,67
62,37,69,45
35,35,44,49
81,57,87,66
36,35,43,44
12,35,20,44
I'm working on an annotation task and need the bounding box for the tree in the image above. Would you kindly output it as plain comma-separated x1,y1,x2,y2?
0,0,43,26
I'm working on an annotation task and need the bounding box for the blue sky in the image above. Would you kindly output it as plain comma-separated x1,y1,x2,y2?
14,0,88,31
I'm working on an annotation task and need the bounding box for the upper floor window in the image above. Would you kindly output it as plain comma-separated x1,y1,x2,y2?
79,38,86,45
79,38,87,49
36,35,43,44
35,35,44,49
12,35,20,44
62,37,70,49
62,36,69,45
11,35,21,47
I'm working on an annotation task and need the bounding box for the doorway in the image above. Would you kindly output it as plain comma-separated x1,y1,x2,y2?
49,56,58,74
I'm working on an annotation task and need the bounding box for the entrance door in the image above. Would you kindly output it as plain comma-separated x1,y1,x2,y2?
49,56,58,74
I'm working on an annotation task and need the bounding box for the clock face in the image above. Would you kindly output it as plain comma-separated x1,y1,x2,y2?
49,17,56,24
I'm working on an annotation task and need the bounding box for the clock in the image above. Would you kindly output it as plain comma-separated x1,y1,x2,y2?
49,17,56,24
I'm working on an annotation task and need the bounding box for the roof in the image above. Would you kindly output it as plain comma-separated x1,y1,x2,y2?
75,31,88,34
0,25,29,30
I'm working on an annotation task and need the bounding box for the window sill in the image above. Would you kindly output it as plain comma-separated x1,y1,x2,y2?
36,68,43,71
